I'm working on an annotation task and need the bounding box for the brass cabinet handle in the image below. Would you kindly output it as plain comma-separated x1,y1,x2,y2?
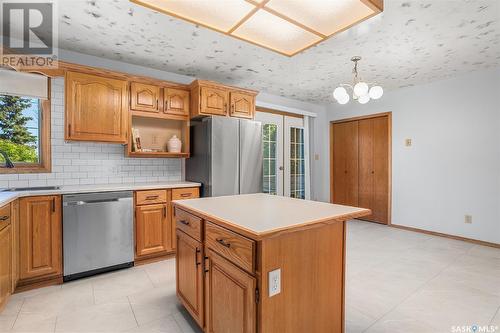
179,219,190,226
180,193,191,198
52,197,56,212
231,104,235,113
163,206,167,217
224,103,227,114
216,238,231,248
0,216,8,221
145,195,159,200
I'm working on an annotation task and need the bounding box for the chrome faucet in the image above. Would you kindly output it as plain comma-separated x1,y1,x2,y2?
0,150,14,168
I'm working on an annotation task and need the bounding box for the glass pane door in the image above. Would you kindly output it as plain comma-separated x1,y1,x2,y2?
255,112,284,196
289,127,305,199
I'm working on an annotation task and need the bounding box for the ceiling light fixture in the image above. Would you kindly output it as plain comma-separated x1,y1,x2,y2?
333,56,383,105
130,0,384,57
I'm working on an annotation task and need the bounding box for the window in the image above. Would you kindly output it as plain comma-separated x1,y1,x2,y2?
289,127,305,199
0,92,51,173
262,123,278,195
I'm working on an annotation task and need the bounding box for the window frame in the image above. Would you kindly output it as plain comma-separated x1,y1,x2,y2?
0,79,51,174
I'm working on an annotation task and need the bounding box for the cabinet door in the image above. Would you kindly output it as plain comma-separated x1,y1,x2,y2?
135,204,169,258
65,71,128,143
331,121,359,206
358,117,389,224
230,92,255,119
0,225,11,310
11,200,19,292
164,88,189,116
176,230,204,327
130,82,160,112
19,196,62,280
205,249,256,333
200,86,228,116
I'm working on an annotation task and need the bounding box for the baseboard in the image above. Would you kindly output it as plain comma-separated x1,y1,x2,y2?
15,276,63,293
390,224,500,249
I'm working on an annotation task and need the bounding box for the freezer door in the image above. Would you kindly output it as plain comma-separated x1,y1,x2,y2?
210,116,240,196
240,120,263,194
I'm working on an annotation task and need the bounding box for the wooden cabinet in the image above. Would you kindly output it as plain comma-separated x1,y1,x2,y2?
135,204,169,259
0,219,11,311
176,230,204,327
190,80,257,119
19,196,62,282
205,249,256,333
65,71,128,143
164,88,190,116
331,114,390,224
10,200,19,292
130,82,160,113
230,91,255,119
200,86,229,116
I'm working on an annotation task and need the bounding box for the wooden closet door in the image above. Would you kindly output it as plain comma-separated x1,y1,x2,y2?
331,121,359,206
358,117,389,224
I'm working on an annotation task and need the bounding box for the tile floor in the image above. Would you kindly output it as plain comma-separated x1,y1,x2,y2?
0,220,499,333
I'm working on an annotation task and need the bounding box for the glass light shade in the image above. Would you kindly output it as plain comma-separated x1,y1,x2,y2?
358,94,370,104
333,86,347,100
353,82,369,97
369,85,383,99
337,94,350,105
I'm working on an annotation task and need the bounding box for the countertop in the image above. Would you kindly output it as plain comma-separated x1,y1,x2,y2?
173,193,371,239
0,181,201,207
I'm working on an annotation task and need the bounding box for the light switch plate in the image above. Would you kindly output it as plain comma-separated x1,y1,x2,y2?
268,269,281,297
405,138,412,147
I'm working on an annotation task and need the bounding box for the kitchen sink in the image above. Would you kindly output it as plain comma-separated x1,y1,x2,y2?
3,186,61,192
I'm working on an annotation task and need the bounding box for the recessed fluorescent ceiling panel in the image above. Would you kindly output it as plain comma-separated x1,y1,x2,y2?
131,0,383,56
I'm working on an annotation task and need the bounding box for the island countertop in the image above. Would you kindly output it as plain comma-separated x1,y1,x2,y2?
173,193,370,239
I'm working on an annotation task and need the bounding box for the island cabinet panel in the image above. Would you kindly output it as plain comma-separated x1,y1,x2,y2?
259,221,345,333
164,88,190,116
19,196,62,282
135,204,169,259
176,230,204,328
205,249,256,333
130,82,160,113
230,91,255,119
65,71,128,143
0,222,11,311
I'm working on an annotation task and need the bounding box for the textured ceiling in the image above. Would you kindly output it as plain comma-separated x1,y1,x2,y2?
55,0,500,103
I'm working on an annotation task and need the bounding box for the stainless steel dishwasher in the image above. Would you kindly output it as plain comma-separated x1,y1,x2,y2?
62,191,134,281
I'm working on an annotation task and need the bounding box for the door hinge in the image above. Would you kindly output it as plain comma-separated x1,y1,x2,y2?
255,287,259,304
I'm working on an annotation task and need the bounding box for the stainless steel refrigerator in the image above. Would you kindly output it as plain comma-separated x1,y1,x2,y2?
186,117,262,197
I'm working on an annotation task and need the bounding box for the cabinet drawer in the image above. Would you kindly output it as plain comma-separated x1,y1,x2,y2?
136,190,167,205
205,221,255,273
175,208,202,242
0,204,11,231
172,187,199,201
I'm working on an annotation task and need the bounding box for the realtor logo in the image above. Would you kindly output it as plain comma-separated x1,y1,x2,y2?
1,1,58,68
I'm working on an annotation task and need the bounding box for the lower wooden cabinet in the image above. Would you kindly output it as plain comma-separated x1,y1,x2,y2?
10,200,19,292
0,223,11,311
176,230,204,327
135,203,169,258
205,249,256,333
19,196,62,282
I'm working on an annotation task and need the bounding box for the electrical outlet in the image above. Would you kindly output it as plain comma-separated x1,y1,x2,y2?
268,269,281,297
465,215,472,224
405,138,412,147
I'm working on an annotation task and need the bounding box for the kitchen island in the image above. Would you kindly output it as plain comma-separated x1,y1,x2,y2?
173,193,370,333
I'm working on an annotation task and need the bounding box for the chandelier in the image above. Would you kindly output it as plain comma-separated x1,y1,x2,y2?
333,56,383,105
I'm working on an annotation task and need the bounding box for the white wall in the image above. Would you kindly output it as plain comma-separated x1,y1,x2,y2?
315,68,500,244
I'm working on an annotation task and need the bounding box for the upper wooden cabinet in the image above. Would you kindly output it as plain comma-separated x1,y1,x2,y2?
65,71,128,143
164,88,190,116
130,82,160,113
19,196,62,282
230,91,255,119
190,80,257,119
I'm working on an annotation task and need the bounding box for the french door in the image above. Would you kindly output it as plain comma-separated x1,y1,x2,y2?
255,112,308,199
